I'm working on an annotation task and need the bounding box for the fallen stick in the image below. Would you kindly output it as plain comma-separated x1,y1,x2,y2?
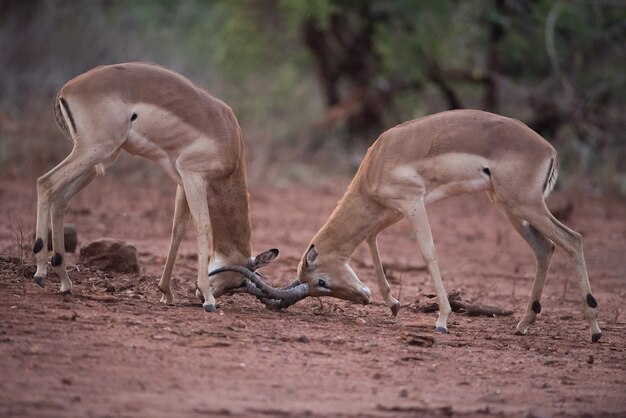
414,289,514,317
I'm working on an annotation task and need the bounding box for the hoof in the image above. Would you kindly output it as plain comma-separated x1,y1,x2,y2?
514,330,526,336
34,276,45,288
390,303,400,317
159,294,173,305
61,289,73,297
591,333,601,343
203,303,217,313
195,289,205,304
435,326,448,334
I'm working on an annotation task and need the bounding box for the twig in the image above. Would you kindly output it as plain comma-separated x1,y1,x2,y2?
417,289,513,317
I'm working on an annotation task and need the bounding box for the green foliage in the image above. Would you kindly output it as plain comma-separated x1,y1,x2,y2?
0,0,623,191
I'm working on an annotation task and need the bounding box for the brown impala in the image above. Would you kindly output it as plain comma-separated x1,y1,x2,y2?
215,109,601,343
33,62,282,311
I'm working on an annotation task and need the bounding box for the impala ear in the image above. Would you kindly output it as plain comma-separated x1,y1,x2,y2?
248,248,279,271
304,245,318,270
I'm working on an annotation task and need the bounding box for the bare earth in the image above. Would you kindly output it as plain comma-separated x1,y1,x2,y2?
1,176,625,418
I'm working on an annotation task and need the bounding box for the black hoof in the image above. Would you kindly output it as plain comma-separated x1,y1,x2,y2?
203,304,217,313
514,330,525,336
390,303,400,317
34,276,45,288
62,289,74,297
435,326,448,334
591,333,601,343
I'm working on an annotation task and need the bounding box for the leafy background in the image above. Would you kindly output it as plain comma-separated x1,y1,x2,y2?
1,0,624,192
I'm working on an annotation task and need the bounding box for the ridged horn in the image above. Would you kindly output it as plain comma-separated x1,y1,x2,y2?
209,265,309,301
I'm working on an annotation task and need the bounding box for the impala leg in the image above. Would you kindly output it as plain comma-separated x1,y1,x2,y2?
34,175,53,287
179,171,215,311
500,207,555,335
158,185,190,304
34,149,104,289
366,234,400,316
397,198,451,333
515,202,601,342
50,167,99,294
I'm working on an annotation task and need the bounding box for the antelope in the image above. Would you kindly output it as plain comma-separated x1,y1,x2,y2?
214,109,602,342
33,62,281,311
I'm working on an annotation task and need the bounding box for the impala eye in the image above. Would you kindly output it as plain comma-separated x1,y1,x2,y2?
318,278,327,288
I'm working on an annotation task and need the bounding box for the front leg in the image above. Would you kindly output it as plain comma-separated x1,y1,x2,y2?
396,197,451,333
366,234,400,316
179,171,216,312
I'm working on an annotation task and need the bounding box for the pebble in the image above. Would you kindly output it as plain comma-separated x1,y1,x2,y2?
355,317,366,326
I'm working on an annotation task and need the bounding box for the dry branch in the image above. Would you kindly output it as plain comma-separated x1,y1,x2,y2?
413,289,513,317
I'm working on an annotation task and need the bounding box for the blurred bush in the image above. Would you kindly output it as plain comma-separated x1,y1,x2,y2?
1,0,624,193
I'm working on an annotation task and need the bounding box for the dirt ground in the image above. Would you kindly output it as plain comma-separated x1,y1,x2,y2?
0,175,625,418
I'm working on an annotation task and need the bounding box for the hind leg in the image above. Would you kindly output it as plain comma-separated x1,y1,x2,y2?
34,148,110,289
158,185,190,304
511,200,601,342
49,166,99,293
499,206,555,335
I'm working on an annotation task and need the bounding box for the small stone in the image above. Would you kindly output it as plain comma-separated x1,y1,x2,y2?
297,335,310,343
330,336,345,344
399,388,409,398
587,355,594,365
355,317,366,326
58,312,78,321
61,377,73,385
231,320,247,330
260,346,271,352
372,372,382,380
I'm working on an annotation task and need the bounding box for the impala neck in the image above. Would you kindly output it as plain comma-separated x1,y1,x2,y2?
311,181,396,261
208,161,252,265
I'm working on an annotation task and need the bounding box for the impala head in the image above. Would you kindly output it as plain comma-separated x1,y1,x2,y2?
297,245,371,305
208,248,280,298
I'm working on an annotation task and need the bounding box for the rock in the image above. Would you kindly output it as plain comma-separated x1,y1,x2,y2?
79,238,140,273
297,335,310,343
355,317,367,326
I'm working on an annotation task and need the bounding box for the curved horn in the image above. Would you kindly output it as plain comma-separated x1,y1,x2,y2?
236,280,269,299
278,277,303,290
258,295,305,310
209,265,310,301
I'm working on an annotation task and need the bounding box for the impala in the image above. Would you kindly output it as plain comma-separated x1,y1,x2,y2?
214,109,602,342
33,62,280,311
